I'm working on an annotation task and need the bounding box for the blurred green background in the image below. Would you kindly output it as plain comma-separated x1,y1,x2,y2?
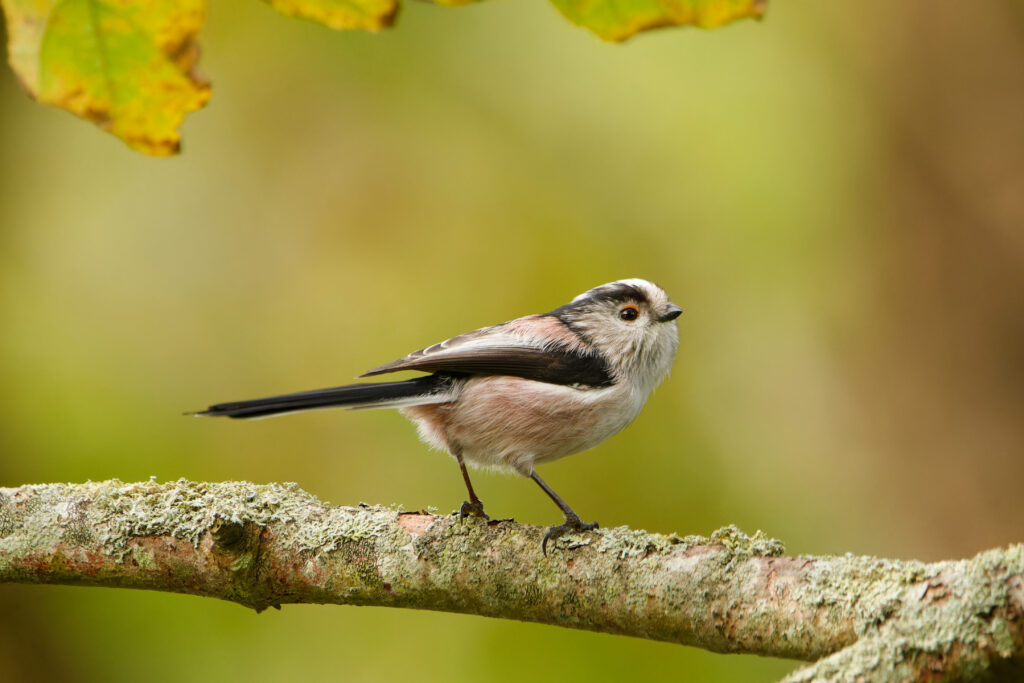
2,1,1023,681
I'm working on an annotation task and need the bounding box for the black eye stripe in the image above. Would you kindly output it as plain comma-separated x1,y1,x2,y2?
587,283,650,307
548,283,654,329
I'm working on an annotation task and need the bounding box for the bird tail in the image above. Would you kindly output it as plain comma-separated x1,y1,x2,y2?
194,374,456,420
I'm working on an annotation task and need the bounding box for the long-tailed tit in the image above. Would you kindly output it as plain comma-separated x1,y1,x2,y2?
198,279,682,551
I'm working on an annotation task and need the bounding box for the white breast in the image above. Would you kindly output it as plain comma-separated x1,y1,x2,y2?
410,376,645,476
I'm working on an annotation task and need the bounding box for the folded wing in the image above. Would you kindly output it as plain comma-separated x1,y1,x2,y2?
360,321,614,388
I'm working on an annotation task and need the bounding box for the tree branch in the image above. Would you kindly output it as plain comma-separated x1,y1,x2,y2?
1,480,1021,681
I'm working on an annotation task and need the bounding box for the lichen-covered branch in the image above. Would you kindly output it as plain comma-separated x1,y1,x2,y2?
1,481,1021,681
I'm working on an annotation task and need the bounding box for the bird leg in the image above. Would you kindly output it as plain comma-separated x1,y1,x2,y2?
530,471,598,554
456,455,488,520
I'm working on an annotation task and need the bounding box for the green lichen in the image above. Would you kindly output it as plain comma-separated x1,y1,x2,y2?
989,617,1015,658
596,526,678,559
792,554,922,632
291,505,392,552
130,546,157,571
80,479,393,559
708,525,785,558
594,524,783,561
0,493,13,538
552,534,592,551
59,498,95,546
2,480,399,565
784,544,1024,681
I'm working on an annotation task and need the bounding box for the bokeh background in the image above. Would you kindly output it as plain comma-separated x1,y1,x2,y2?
2,1,1023,680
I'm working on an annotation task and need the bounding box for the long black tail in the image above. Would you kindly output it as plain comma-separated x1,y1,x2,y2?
196,374,456,419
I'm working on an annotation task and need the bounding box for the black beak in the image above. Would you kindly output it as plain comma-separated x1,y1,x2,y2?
658,304,683,322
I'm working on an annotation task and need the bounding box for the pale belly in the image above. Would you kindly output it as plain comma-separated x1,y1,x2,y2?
402,376,644,476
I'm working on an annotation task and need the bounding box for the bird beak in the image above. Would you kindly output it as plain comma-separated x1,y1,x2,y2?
658,304,683,322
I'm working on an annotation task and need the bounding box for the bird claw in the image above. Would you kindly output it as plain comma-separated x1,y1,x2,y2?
542,517,599,555
458,499,489,520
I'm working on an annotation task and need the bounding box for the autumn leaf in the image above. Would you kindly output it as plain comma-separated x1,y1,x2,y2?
422,0,483,7
549,0,766,42
2,0,210,155
265,0,399,31
1,0,766,156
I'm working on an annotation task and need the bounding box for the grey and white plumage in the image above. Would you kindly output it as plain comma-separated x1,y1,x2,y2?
199,278,682,550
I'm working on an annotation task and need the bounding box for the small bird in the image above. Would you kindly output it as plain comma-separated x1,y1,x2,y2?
198,279,681,551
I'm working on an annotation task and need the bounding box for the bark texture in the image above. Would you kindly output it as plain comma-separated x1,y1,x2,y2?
0,480,1021,681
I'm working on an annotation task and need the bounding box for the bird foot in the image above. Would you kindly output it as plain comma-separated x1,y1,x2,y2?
458,499,489,520
542,516,599,555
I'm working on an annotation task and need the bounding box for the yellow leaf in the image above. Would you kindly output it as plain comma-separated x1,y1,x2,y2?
2,0,210,155
423,0,482,8
265,0,399,31
550,0,766,42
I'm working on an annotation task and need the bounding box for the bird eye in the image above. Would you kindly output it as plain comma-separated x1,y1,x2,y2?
619,305,639,322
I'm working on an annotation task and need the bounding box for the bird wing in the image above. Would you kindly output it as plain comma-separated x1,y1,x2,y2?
360,317,614,387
